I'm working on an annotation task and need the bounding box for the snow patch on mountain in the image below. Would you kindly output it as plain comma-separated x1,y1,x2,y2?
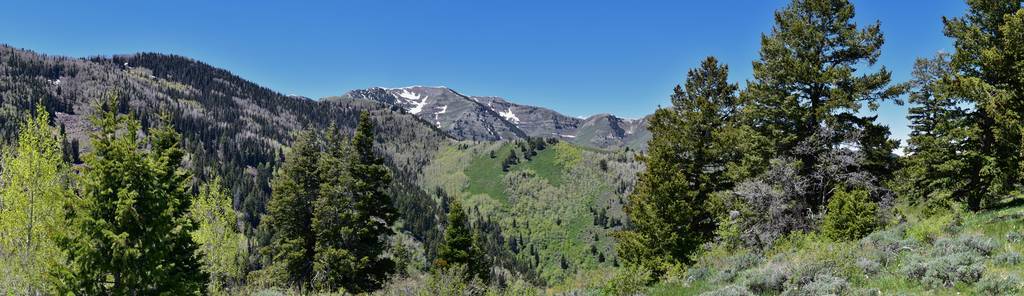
398,89,428,114
433,105,447,127
498,108,519,124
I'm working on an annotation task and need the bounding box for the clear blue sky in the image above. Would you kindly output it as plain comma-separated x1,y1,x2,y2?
2,0,968,143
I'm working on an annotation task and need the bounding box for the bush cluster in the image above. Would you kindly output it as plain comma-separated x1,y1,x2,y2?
900,235,996,288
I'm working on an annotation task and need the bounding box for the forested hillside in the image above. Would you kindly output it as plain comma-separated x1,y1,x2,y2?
1,46,459,247
419,139,640,283
1,0,1023,295
0,41,642,293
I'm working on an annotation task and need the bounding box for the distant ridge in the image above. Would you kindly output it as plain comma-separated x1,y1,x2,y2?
332,86,651,150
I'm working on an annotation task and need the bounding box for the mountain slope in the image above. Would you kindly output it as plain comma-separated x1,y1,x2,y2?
573,113,651,150
331,86,524,141
419,139,642,283
337,86,652,150
0,45,450,259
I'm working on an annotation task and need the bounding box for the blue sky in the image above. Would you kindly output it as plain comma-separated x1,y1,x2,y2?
1,0,967,142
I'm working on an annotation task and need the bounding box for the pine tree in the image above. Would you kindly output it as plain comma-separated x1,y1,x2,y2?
345,111,398,292
59,95,207,295
190,176,247,295
262,130,321,290
894,54,974,212
741,0,904,211
435,199,487,281
310,125,358,292
938,0,1024,210
263,114,396,293
617,57,740,273
0,105,70,294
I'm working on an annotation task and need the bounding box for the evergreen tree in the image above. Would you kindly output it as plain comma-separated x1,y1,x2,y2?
310,125,358,292
59,95,206,294
938,0,1024,210
435,199,488,281
190,176,247,295
262,130,321,290
741,0,904,211
344,111,398,292
0,105,70,294
894,54,974,212
617,57,740,273
821,187,879,241
263,114,397,293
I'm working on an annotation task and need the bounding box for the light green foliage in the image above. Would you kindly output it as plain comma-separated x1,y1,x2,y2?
465,143,515,203
906,211,958,243
0,105,70,294
190,176,247,295
425,264,487,296
664,196,1024,295
513,143,564,186
551,141,582,169
504,145,626,281
822,187,881,241
420,140,633,283
60,95,207,294
372,268,542,296
601,264,652,296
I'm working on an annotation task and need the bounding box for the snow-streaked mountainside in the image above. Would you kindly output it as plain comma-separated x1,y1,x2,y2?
332,86,651,150
331,86,524,142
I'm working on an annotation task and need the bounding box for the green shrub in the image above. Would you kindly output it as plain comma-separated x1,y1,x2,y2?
906,213,956,243
698,284,753,296
685,266,712,283
784,260,841,289
901,252,984,288
855,257,881,275
1007,231,1023,243
741,265,786,294
494,278,540,296
822,188,880,241
859,225,917,265
688,246,762,285
995,251,1022,265
974,273,1021,295
252,289,288,296
781,274,848,296
714,253,763,283
932,235,996,256
897,234,999,289
425,264,487,296
601,265,652,296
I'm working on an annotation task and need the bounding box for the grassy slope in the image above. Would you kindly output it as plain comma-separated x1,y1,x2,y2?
463,142,565,204
420,140,636,284
647,198,1024,295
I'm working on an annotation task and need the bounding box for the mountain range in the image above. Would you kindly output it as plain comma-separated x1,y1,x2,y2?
333,86,651,150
